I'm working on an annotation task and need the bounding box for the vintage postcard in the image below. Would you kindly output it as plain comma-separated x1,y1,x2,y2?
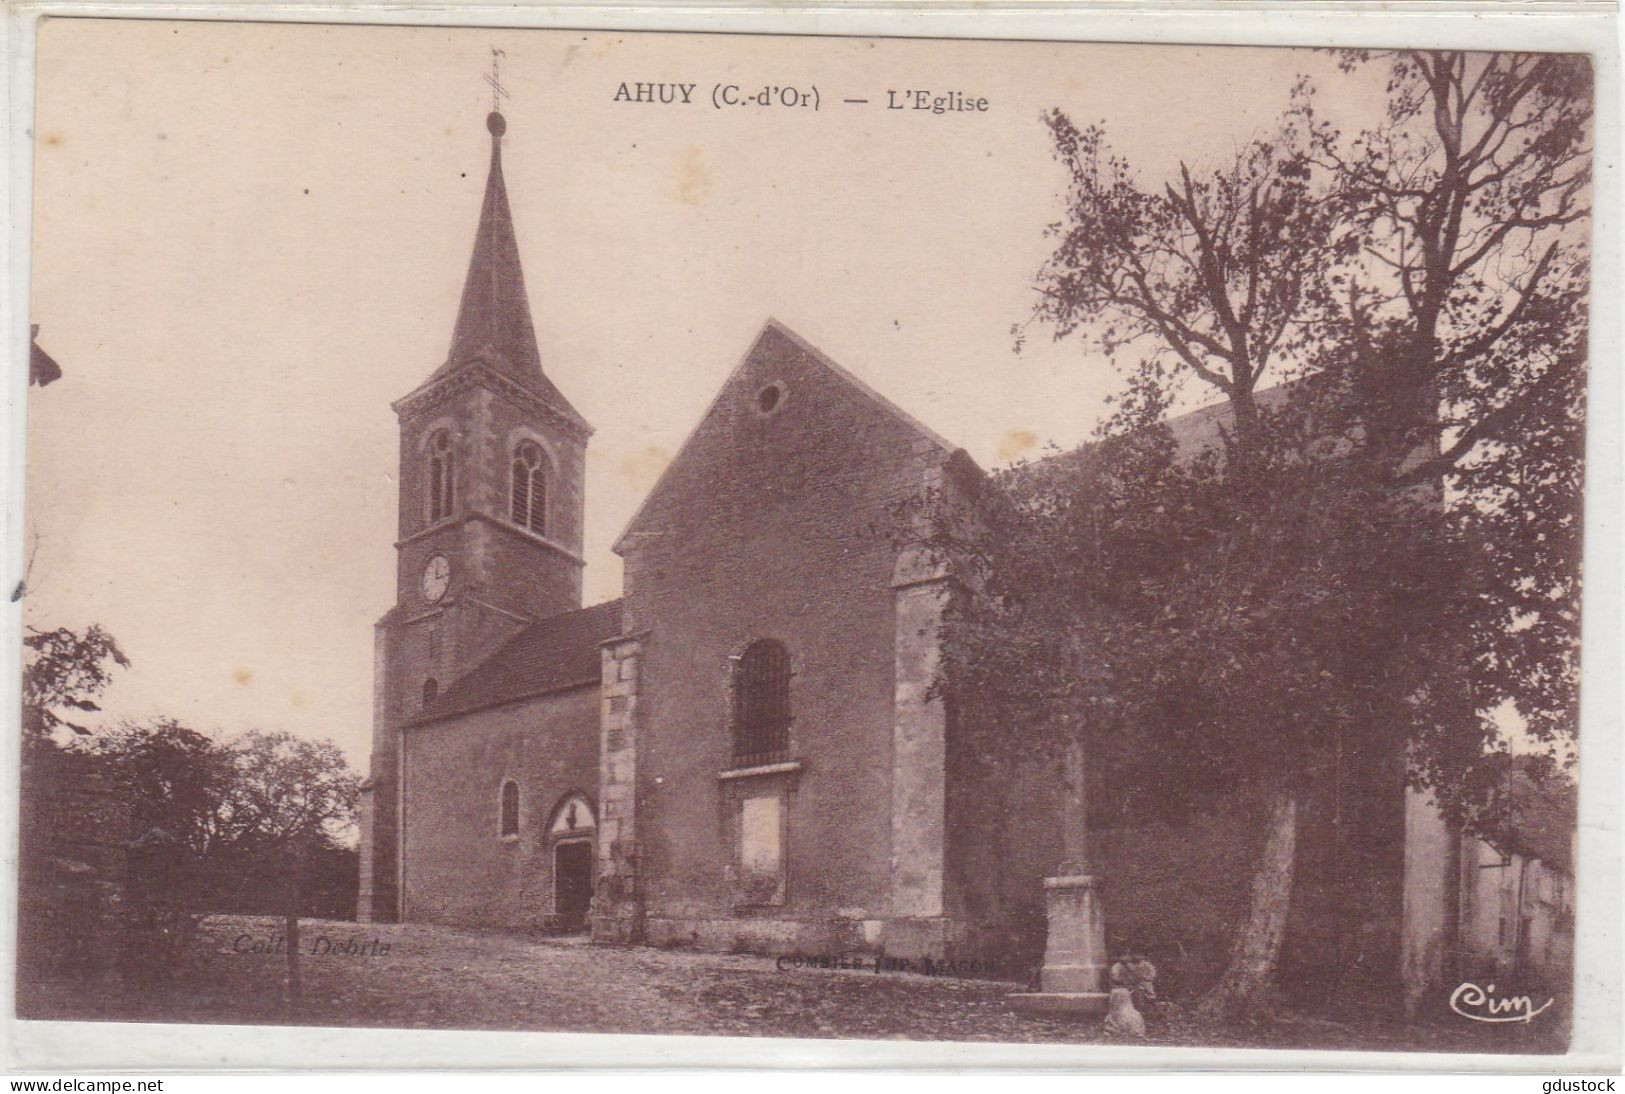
7,7,1620,1073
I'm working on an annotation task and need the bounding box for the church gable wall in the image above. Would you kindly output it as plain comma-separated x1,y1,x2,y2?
619,325,954,942
400,686,598,927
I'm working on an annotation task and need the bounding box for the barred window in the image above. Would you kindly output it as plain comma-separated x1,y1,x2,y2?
510,441,548,536
427,430,454,523
733,640,791,766
499,780,519,838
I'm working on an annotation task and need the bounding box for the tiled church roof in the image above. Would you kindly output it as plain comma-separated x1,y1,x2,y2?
409,598,624,726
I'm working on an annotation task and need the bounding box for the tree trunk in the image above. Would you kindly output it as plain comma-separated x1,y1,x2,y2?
1197,786,1300,1022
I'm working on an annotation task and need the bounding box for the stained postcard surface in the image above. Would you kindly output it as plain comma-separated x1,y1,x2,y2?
10,11,1617,1071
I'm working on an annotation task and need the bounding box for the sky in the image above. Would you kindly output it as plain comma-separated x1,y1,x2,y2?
25,20,1389,770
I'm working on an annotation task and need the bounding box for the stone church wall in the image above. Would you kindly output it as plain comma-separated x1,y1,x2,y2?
942,727,1067,969
399,686,598,927
616,325,958,954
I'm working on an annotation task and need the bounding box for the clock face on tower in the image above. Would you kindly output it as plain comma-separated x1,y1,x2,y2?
421,554,451,604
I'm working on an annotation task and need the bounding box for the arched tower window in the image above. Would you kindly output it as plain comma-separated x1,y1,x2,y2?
428,430,454,523
422,678,438,707
733,640,792,767
510,441,549,536
499,780,520,838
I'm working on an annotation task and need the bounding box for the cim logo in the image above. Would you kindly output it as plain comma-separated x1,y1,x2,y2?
1449,981,1554,1024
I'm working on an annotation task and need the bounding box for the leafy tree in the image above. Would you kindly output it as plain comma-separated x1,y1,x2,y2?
16,623,130,997
210,729,359,1011
20,620,359,1009
78,722,358,853
1021,104,1334,459
21,624,128,744
216,729,359,848
977,48,1589,1018
89,719,234,856
83,722,359,919
1303,51,1590,759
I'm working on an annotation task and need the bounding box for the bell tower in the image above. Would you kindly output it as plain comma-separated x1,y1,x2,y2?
358,108,591,923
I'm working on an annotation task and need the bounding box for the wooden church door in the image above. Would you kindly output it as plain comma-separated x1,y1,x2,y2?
549,793,597,931
554,841,594,930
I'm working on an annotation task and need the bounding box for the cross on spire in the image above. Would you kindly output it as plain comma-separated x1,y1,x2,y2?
484,47,508,112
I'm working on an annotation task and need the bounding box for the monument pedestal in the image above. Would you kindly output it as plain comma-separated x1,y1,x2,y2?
1008,874,1110,1017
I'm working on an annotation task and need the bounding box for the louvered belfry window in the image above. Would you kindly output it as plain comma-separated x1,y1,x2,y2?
510,441,548,536
428,430,454,523
733,640,791,766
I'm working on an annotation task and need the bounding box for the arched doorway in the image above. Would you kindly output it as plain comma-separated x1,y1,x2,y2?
548,793,596,931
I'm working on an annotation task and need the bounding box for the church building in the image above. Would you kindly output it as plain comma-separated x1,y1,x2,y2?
358,109,1462,997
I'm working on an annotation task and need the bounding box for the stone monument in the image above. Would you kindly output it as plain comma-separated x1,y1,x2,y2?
1008,740,1111,1016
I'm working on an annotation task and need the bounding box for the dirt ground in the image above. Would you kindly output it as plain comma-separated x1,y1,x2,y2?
20,915,1569,1056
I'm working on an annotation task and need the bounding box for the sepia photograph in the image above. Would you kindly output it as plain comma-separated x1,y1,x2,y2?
8,10,1615,1071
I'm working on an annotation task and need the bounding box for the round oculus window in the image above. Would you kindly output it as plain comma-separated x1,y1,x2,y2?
755,382,786,416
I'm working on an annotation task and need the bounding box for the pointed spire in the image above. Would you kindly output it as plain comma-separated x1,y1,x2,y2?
439,109,544,387
412,109,588,433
